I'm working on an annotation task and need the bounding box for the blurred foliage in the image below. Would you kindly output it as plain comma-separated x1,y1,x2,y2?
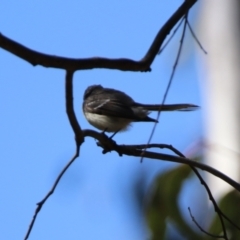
143,164,240,240
145,164,202,240
208,190,240,240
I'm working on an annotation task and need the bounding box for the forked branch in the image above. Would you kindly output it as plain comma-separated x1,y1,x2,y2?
0,0,197,71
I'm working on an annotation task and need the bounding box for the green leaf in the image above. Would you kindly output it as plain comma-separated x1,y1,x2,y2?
208,190,240,239
145,164,202,240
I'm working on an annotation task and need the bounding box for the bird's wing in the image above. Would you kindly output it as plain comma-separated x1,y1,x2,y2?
84,98,138,120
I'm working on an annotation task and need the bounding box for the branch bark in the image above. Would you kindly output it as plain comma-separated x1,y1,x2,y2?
0,0,197,71
83,129,240,192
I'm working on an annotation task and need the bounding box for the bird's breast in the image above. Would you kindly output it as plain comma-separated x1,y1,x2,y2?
84,112,131,132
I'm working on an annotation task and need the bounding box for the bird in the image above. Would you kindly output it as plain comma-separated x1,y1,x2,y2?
82,85,198,133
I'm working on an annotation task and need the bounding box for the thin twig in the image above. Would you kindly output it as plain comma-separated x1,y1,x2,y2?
141,12,189,162
24,127,240,239
24,149,80,240
128,143,185,156
24,70,83,239
158,144,228,238
221,211,240,232
188,207,225,239
189,169,228,239
82,129,240,192
158,17,184,54
0,0,197,71
186,19,207,54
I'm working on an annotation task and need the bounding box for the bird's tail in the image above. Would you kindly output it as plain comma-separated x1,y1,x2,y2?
134,103,199,111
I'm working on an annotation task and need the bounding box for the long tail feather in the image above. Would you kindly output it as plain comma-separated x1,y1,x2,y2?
134,103,199,111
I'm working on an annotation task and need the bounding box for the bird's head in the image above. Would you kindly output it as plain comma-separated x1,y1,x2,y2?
83,85,103,100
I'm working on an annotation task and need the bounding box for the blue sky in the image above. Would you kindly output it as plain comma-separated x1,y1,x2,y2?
0,1,202,239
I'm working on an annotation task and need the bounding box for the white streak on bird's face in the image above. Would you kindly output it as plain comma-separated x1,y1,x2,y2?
92,99,110,109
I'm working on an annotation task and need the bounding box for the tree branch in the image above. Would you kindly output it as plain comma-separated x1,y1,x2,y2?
65,70,84,145
0,0,197,71
188,207,226,239
83,129,240,192
24,69,84,240
24,149,79,240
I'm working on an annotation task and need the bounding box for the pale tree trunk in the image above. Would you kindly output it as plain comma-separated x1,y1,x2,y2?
198,0,240,198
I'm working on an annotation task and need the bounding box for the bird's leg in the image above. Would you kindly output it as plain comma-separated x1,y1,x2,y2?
101,127,108,135
109,129,120,139
101,128,119,139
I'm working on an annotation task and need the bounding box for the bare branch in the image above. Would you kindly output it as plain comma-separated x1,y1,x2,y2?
24,128,240,239
82,129,240,192
127,143,188,158
25,70,84,239
137,143,234,237
189,166,228,238
0,0,197,71
24,150,80,240
187,19,207,54
158,17,184,55
65,70,84,145
188,207,226,239
142,11,189,162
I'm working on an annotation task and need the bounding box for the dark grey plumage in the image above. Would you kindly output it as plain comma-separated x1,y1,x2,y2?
82,85,198,132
